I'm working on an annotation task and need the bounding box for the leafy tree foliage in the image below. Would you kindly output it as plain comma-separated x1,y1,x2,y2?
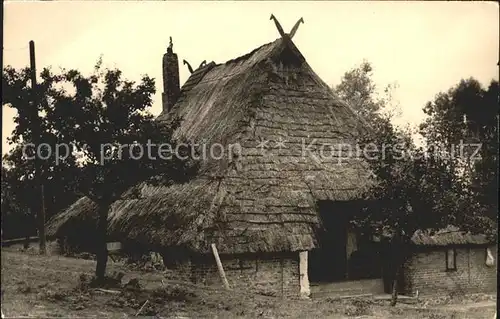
420,78,498,225
2,61,198,281
334,62,496,305
1,166,31,240
3,66,82,243
335,60,400,122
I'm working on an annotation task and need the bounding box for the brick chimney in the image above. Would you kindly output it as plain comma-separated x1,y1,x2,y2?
162,37,180,113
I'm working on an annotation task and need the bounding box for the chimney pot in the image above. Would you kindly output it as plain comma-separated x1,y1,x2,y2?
162,37,180,114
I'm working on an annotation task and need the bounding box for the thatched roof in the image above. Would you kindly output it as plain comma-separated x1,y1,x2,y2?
45,197,100,251
47,36,373,254
411,226,492,247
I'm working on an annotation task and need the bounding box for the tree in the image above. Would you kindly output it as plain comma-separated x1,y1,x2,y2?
55,64,198,281
3,61,198,282
420,78,498,227
335,62,411,305
334,62,490,306
3,66,82,246
334,60,400,123
1,166,30,242
357,121,473,305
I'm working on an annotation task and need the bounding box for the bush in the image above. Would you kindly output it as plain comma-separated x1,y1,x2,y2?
43,290,69,302
152,284,197,302
344,298,373,317
75,271,124,291
16,281,33,294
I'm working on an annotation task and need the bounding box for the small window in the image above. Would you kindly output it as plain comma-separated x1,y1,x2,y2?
446,248,457,271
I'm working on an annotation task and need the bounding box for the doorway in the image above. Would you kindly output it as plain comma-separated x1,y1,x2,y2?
309,201,351,282
309,200,383,283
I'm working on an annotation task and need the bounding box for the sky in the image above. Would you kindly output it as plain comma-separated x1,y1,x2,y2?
2,1,499,154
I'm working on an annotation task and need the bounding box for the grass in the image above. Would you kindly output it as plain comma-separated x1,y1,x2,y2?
1,249,496,318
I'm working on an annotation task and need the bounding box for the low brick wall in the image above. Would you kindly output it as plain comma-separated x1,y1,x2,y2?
3,240,62,255
402,245,497,296
310,278,385,297
165,252,300,298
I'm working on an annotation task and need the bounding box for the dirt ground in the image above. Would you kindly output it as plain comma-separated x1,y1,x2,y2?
1,249,496,318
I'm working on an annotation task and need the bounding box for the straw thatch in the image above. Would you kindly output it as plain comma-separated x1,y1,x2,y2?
47,37,373,254
46,197,97,238
411,226,492,247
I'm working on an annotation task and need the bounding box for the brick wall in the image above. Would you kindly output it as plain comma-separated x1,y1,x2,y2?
402,245,497,296
165,252,300,298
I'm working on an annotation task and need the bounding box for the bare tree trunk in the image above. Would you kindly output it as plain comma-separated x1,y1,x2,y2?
95,202,110,282
390,228,404,307
390,266,400,306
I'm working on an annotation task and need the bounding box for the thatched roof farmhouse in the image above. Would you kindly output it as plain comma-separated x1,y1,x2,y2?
48,17,381,298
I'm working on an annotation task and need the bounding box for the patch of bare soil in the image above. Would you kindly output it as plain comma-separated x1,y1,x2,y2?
2,250,496,318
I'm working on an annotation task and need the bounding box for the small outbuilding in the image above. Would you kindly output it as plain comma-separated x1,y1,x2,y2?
401,226,497,296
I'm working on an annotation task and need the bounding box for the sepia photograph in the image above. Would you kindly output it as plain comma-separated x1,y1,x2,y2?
1,1,498,318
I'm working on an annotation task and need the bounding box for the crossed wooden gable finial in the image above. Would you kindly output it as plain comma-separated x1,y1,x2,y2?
270,14,304,40
183,60,207,74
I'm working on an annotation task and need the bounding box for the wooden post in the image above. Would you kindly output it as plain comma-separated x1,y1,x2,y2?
210,243,230,290
468,247,471,283
299,251,310,298
486,247,495,267
24,208,31,249
40,184,46,254
280,257,284,298
29,40,46,255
